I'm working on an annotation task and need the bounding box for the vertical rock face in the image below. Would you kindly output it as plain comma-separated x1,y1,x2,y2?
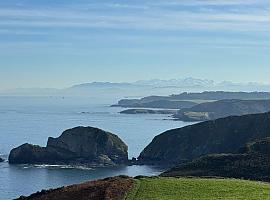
9,144,51,164
9,126,128,166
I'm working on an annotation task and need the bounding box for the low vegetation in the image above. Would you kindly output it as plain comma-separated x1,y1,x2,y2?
16,176,134,200
126,177,270,200
18,176,270,200
162,137,270,182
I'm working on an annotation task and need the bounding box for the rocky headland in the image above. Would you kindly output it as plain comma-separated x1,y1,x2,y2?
174,99,270,122
138,112,270,166
112,99,197,109
9,126,128,167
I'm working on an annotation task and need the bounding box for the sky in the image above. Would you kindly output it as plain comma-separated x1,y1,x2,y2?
0,0,270,90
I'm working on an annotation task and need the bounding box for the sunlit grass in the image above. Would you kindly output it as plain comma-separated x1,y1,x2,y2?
126,177,270,200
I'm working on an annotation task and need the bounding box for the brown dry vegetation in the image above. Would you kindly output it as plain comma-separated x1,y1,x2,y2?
16,176,134,200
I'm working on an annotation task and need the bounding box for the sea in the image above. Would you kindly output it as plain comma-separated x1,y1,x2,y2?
0,96,194,199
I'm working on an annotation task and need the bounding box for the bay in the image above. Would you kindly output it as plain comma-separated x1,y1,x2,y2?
0,96,194,199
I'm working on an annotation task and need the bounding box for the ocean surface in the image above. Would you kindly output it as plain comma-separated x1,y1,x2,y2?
0,96,194,199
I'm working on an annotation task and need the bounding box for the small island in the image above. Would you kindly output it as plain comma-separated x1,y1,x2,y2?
9,126,128,167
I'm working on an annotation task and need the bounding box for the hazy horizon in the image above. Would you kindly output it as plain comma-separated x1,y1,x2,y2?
1,0,270,90
1,77,270,91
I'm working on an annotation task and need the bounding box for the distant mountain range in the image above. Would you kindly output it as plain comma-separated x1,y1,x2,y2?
2,78,270,101
134,78,214,88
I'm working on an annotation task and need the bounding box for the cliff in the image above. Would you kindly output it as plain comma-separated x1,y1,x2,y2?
138,112,270,165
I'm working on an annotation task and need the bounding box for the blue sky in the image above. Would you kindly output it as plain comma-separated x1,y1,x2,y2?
0,0,270,89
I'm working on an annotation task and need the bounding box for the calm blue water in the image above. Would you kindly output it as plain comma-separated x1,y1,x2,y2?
0,96,194,199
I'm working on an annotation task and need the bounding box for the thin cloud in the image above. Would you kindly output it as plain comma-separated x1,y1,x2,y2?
0,5,270,32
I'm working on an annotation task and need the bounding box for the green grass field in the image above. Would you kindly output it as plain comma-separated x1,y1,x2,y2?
126,177,270,200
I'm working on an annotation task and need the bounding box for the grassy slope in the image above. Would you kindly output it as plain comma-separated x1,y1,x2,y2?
126,177,270,200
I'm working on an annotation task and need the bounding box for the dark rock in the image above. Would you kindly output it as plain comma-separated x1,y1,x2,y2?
0,157,4,162
138,112,270,166
131,157,137,161
8,144,57,164
161,137,270,182
9,126,128,166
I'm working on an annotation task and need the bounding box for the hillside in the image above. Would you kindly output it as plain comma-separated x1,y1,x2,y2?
170,91,270,100
162,137,270,182
174,99,270,121
126,177,270,200
16,176,134,200
16,176,270,200
113,99,197,109
138,112,270,165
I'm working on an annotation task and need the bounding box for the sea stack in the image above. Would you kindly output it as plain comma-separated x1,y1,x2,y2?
9,126,128,167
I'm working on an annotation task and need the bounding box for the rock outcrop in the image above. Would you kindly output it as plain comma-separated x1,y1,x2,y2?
162,137,270,182
9,126,128,166
138,112,270,166
0,157,4,162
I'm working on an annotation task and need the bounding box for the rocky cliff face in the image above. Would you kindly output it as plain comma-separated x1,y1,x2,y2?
162,137,270,182
138,112,270,166
9,127,128,166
